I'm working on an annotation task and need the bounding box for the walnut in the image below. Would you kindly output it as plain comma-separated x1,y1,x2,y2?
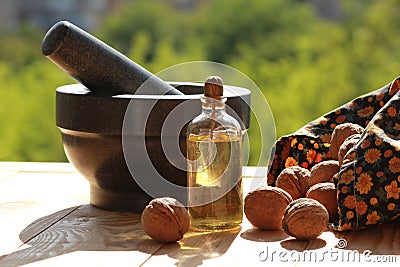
306,182,338,222
338,134,362,165
276,166,310,200
309,160,339,187
141,197,190,243
244,186,293,230
282,198,329,240
329,123,364,160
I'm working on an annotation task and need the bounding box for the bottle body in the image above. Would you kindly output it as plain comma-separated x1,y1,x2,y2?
187,97,243,231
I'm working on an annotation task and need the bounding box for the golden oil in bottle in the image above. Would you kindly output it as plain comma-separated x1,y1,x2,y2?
187,133,242,231
187,76,243,231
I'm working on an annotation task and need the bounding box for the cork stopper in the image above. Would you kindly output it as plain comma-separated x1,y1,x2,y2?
204,76,224,99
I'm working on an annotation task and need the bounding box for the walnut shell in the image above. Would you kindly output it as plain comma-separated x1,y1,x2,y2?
306,182,338,222
276,166,310,200
309,160,339,187
282,198,329,240
329,123,364,160
244,186,293,230
141,197,190,243
338,134,362,165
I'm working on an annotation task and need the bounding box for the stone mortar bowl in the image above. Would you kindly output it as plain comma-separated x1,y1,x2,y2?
56,82,251,212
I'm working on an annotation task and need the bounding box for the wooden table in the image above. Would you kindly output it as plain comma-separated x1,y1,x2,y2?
0,162,398,266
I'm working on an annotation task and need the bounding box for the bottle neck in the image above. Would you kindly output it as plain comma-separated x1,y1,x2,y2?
201,96,226,113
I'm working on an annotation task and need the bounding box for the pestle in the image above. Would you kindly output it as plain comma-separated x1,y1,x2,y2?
42,21,183,96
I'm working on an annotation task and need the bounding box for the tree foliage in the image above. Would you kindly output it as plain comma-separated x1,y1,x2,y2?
0,0,399,164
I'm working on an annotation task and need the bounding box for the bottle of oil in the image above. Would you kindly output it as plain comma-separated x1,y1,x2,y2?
187,76,243,231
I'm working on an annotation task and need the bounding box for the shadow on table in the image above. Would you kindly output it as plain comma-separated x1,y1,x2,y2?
0,204,239,267
240,228,289,242
242,222,400,256
280,238,326,251
332,222,400,255
241,227,326,252
159,228,240,267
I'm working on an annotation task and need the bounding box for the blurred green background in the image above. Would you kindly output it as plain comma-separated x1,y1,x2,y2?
0,0,399,165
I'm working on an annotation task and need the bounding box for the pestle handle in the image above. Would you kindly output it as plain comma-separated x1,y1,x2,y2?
42,21,183,96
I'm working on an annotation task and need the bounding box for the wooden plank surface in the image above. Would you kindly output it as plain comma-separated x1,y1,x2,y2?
0,165,89,260
0,162,399,267
0,171,16,183
0,205,164,267
0,161,77,173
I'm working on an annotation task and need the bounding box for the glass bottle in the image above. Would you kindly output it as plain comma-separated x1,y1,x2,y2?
187,76,243,231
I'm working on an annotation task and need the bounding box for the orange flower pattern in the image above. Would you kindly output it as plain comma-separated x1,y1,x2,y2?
267,77,400,231
388,106,397,117
344,195,356,209
339,169,355,185
346,211,354,219
357,106,375,118
355,201,368,215
338,223,352,231
370,197,378,205
284,157,298,168
387,203,396,211
355,173,373,194
366,211,381,225
365,148,381,164
306,149,316,164
389,157,400,173
385,180,400,199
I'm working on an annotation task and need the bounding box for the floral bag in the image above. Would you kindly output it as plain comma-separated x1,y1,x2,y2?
267,77,400,231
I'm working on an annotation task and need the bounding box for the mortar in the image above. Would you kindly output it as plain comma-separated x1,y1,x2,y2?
57,82,251,212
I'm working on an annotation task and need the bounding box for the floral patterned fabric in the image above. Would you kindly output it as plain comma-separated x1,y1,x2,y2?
267,77,400,231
